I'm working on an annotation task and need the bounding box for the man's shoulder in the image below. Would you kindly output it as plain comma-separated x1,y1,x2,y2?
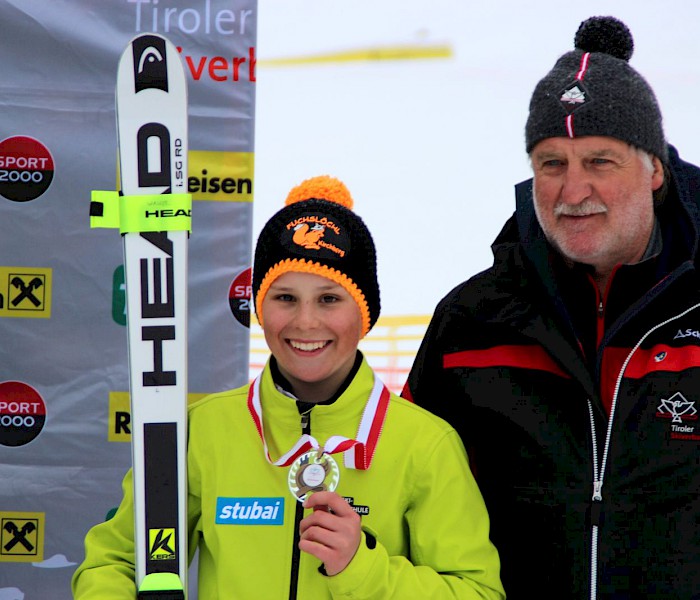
669,145,700,200
434,262,516,317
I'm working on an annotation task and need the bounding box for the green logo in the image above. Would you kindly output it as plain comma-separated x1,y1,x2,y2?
112,265,126,326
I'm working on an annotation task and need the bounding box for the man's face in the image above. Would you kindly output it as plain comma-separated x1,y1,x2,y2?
531,136,664,277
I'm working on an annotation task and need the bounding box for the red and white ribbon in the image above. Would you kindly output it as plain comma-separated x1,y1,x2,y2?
248,374,390,470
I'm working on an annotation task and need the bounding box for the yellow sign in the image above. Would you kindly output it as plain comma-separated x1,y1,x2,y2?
108,392,131,442
189,150,254,202
109,392,209,442
0,267,52,318
0,511,44,562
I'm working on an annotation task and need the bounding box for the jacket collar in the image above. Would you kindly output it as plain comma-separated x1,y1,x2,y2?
259,354,375,438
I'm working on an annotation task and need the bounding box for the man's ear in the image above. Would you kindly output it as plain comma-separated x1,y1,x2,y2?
651,156,664,192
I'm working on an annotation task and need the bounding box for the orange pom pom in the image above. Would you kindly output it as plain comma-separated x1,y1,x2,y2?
285,175,354,210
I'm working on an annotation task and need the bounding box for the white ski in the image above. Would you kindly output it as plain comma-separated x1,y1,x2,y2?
115,33,189,599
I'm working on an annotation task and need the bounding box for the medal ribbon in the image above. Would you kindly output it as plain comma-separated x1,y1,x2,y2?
248,373,390,470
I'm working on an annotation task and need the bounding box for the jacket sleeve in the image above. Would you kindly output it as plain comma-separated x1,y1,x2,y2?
71,467,201,599
325,429,504,600
71,469,138,599
403,300,462,421
402,310,442,404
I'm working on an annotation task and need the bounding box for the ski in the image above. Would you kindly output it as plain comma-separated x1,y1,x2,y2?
113,33,189,599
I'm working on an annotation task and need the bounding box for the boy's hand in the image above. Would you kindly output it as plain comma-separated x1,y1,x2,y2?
299,491,362,576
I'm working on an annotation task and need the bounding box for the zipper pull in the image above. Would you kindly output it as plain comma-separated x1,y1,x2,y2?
590,481,603,527
300,410,311,435
598,300,604,317
592,480,602,502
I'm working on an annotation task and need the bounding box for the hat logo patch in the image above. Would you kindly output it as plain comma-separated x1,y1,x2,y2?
285,215,347,258
559,81,591,115
293,222,325,250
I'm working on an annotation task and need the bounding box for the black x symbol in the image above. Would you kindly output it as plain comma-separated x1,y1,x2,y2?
3,521,36,552
10,277,43,307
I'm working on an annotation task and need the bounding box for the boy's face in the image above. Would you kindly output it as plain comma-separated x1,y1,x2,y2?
261,271,363,403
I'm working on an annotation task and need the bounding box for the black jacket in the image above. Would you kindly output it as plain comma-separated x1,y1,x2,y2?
405,146,700,599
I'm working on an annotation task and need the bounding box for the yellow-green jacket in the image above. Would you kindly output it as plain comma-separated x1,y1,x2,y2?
72,356,504,599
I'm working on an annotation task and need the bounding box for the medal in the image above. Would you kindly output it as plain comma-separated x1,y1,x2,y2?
248,370,390,502
288,449,340,502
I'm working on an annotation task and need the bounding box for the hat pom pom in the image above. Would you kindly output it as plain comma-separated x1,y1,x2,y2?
285,175,354,210
574,16,634,62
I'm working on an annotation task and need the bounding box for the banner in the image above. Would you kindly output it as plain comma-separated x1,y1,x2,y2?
0,1,256,597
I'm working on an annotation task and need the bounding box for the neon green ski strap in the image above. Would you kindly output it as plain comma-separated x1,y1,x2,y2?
90,190,192,234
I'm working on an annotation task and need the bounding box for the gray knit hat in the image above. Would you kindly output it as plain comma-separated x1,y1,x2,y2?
525,16,668,163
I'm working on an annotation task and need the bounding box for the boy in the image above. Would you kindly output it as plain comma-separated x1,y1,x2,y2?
72,175,504,599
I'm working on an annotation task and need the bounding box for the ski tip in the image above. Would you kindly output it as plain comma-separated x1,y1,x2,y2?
138,572,185,599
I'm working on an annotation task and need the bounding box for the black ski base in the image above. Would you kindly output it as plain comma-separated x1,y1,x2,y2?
138,590,185,600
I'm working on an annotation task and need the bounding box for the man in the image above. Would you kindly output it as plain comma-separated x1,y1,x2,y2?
403,15,700,599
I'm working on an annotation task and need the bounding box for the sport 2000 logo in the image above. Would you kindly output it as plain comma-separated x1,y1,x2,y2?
0,381,47,447
0,136,55,202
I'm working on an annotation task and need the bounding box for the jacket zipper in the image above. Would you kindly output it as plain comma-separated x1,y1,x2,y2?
586,301,700,600
288,410,311,600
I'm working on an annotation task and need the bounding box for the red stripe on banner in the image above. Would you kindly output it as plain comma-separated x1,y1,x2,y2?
443,346,570,378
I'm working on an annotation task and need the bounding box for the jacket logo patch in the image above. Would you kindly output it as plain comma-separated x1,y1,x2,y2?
674,328,700,340
343,496,370,516
656,392,700,441
216,497,284,525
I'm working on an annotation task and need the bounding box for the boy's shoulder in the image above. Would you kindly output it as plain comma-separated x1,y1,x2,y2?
188,382,251,419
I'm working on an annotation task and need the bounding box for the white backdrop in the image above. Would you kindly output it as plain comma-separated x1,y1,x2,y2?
253,0,700,318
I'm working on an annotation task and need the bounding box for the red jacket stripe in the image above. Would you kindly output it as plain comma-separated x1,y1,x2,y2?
443,346,570,378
